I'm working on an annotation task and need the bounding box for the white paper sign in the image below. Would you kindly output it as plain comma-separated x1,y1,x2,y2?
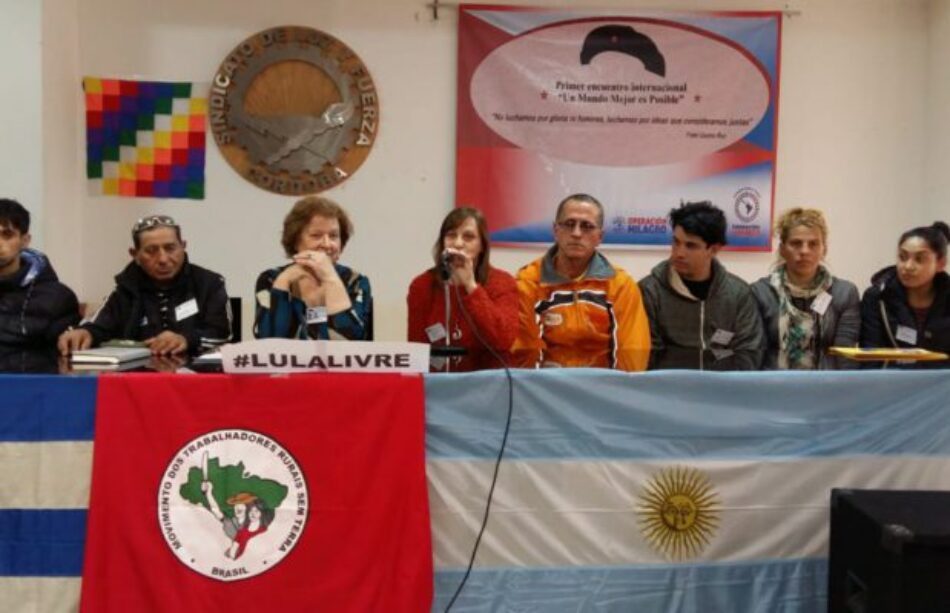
710,348,735,361
175,298,199,322
425,323,447,343
895,325,918,345
810,292,832,316
221,339,431,374
710,329,735,346
305,306,327,324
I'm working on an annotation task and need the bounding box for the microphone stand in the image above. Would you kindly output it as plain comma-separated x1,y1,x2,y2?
430,254,467,369
444,278,452,373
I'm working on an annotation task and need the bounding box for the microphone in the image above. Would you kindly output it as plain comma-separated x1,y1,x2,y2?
439,251,453,281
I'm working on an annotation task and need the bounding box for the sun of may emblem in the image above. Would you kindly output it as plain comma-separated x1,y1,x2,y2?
637,466,720,560
158,429,309,581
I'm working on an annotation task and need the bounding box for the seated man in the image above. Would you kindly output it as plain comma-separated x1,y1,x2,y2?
639,201,764,368
512,193,651,371
58,215,231,355
0,198,80,346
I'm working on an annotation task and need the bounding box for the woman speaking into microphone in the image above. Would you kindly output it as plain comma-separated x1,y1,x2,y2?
406,207,518,370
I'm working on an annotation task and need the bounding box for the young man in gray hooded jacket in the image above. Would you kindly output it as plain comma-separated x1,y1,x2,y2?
639,201,764,369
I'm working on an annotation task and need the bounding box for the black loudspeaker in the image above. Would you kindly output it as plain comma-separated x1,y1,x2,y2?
828,489,950,613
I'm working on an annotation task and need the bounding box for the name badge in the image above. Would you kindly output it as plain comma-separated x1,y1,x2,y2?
895,325,918,345
425,323,447,343
305,306,328,324
175,298,199,322
710,348,734,361
811,292,832,316
710,328,734,346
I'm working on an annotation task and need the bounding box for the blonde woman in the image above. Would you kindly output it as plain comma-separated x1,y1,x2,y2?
751,208,860,369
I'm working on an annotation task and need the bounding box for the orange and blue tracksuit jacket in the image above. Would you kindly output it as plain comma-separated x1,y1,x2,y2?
512,247,651,371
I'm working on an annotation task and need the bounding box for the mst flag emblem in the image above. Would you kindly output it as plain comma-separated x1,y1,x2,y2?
81,373,432,612
158,429,308,581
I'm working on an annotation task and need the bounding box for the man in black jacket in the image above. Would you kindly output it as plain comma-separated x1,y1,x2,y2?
58,215,231,355
0,199,80,347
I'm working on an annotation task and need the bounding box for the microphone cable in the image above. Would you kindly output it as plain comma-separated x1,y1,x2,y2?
442,281,515,612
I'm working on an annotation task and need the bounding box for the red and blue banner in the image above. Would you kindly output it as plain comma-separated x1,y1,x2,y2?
74,373,431,612
9,369,950,612
457,6,782,250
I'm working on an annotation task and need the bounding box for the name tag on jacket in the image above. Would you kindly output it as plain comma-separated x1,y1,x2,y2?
175,298,199,322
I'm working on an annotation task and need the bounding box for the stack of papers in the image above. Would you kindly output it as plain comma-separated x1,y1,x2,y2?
70,346,152,369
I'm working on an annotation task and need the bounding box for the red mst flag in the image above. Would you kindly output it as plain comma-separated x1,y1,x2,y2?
80,373,432,612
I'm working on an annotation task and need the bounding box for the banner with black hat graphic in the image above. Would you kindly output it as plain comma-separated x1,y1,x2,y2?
456,6,781,251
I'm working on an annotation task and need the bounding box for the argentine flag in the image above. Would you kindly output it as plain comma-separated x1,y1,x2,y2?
426,369,950,612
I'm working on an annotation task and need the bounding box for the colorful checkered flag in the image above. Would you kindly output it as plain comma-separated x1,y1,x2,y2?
84,77,206,199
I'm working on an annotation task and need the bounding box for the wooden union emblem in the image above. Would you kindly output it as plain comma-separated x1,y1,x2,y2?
209,26,378,195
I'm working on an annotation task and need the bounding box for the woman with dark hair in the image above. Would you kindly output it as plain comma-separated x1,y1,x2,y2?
406,207,518,369
860,221,950,352
751,208,860,369
227,497,274,560
254,196,372,340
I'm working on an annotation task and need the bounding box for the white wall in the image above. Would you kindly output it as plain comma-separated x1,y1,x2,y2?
36,0,943,340
926,0,950,225
770,0,929,285
0,1,43,244
42,0,82,282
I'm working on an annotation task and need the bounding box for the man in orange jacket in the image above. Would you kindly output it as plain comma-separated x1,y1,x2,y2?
511,193,651,371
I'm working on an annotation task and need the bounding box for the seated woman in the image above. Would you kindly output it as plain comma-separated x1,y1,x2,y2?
254,196,372,340
751,208,860,369
860,221,949,352
406,207,518,370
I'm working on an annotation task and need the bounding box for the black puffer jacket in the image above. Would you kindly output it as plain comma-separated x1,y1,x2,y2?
81,258,231,353
0,249,80,346
0,346,60,373
859,266,950,352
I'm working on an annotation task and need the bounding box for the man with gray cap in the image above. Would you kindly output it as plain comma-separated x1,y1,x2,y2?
57,215,231,355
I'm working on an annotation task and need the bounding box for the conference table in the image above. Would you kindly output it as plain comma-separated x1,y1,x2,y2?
2,348,949,612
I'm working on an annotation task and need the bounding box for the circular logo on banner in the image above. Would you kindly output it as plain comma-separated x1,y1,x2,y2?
157,429,309,581
734,187,761,223
209,26,379,195
637,466,720,560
